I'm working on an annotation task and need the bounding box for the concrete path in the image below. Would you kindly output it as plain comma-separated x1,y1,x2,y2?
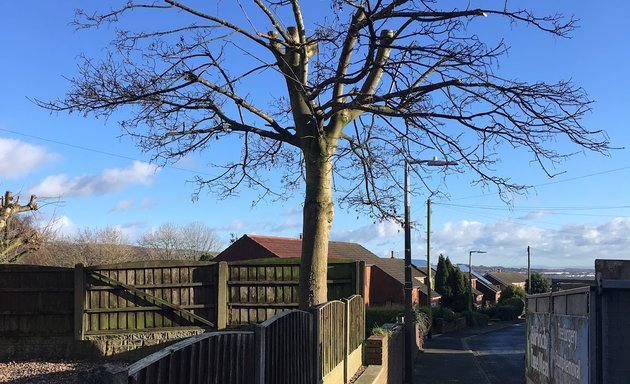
413,320,524,384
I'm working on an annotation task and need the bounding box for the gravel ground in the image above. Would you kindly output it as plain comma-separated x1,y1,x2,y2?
0,360,127,384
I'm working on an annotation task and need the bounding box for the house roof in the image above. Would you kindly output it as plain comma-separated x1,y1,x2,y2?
216,234,440,296
457,264,499,291
474,276,500,293
485,271,526,286
233,234,386,264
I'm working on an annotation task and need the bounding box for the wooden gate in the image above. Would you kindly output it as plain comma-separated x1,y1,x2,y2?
76,260,222,338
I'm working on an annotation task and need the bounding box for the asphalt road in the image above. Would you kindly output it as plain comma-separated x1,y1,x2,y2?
465,321,526,384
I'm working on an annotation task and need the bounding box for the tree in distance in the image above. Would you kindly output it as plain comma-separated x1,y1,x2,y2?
526,272,551,294
500,285,526,302
40,1,609,308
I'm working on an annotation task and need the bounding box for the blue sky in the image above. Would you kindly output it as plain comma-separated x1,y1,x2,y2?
1,1,629,268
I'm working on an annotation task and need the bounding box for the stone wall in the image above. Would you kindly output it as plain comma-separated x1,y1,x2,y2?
83,328,206,359
0,328,206,361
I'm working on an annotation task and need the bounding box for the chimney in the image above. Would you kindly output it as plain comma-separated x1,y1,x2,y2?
299,233,303,240
390,251,395,259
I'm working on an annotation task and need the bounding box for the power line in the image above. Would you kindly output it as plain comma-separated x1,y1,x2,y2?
0,127,214,177
449,165,630,202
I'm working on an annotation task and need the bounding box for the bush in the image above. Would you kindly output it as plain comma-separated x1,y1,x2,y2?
431,306,458,325
366,305,403,336
414,307,431,337
495,305,522,320
500,285,526,302
480,305,496,319
499,297,525,316
463,311,489,327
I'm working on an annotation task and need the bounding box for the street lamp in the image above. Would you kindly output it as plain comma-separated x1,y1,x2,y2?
404,156,457,384
468,250,487,312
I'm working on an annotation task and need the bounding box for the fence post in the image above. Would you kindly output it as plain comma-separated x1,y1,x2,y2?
343,299,350,384
254,324,266,384
73,263,85,340
311,305,323,384
358,261,366,299
217,261,228,329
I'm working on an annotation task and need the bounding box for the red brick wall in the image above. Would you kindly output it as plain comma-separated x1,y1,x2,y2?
369,267,404,306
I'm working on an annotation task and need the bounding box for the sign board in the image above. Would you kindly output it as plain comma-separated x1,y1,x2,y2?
527,313,589,384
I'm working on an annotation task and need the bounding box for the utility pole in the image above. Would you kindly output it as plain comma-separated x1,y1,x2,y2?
527,246,531,294
403,157,457,384
426,197,432,338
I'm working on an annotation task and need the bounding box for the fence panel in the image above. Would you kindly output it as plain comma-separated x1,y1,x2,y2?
257,310,314,384
227,261,361,326
344,294,365,380
82,261,219,335
0,264,73,336
126,330,255,384
313,301,346,383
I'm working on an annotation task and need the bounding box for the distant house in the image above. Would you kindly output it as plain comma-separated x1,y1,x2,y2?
484,271,527,291
370,257,441,307
458,265,499,307
473,274,501,306
214,234,440,306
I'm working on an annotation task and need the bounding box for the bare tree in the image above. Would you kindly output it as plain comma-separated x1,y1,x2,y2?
41,226,135,266
180,221,224,260
138,222,222,260
0,191,39,263
41,1,609,307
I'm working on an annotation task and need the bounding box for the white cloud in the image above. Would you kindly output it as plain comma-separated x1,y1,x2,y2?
110,198,135,212
30,161,159,197
48,215,77,237
0,138,57,178
332,220,402,244
429,217,630,268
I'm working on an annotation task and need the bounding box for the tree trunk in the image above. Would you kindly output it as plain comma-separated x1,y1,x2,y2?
299,139,335,309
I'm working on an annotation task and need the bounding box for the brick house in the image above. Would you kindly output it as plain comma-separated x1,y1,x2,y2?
214,234,440,306
472,274,501,306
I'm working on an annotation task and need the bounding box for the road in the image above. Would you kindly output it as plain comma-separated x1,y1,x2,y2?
465,321,526,384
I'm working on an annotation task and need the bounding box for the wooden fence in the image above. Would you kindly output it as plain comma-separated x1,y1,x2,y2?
1,260,363,341
107,297,365,384
313,295,365,384
125,331,256,384
226,260,363,325
0,264,73,337
257,310,314,384
78,260,222,338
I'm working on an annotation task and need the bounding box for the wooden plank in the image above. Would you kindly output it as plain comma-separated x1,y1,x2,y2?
89,271,215,327
73,263,85,340
217,262,228,329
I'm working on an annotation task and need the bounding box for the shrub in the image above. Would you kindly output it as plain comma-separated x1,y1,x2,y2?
414,307,431,337
366,305,403,337
495,305,521,320
500,285,526,302
371,326,394,336
431,306,458,324
480,305,496,319
499,297,525,316
463,311,489,327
